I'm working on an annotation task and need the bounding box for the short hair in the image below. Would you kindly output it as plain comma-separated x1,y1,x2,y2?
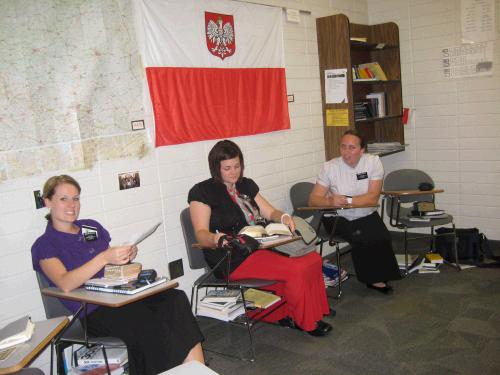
43,175,81,200
342,129,367,150
208,140,245,182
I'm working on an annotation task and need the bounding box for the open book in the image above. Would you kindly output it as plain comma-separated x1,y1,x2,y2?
0,315,35,350
238,223,292,239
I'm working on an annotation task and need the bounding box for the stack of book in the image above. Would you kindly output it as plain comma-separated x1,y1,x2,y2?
104,263,142,282
367,142,404,155
419,253,443,274
197,289,245,322
353,102,374,121
65,345,128,374
322,261,348,287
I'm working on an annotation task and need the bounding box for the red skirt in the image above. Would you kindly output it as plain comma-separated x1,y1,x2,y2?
229,249,329,331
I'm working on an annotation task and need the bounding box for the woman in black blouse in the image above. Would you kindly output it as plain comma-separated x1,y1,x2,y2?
188,140,331,336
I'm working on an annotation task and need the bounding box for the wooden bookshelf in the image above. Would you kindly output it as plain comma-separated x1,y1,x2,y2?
316,14,405,160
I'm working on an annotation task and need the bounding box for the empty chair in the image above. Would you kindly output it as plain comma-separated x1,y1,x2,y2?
381,169,459,274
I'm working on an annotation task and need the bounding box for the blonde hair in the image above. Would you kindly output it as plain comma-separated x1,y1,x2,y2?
43,175,81,220
43,175,81,200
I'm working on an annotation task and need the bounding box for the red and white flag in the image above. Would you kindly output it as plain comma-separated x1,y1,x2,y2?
135,0,290,146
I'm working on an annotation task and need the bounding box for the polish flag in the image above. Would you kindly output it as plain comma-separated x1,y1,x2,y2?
134,0,290,146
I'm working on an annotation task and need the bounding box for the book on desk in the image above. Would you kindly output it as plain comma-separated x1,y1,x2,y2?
84,277,168,295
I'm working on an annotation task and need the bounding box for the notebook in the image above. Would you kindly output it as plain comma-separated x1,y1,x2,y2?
84,277,168,295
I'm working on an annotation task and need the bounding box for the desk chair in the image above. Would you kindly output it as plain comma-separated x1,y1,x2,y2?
180,208,283,362
290,182,349,298
36,273,125,375
381,169,460,274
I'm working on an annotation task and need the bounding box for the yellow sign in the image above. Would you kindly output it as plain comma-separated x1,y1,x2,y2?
326,108,349,127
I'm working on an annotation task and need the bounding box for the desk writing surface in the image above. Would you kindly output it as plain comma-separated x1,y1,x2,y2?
297,204,379,211
42,280,179,308
192,236,302,249
0,316,68,375
381,189,444,197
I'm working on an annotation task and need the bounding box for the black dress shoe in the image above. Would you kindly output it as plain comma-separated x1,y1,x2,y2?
278,317,296,329
367,283,393,295
307,320,332,337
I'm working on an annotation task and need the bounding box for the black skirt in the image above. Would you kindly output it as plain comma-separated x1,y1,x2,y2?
86,288,203,374
323,211,401,284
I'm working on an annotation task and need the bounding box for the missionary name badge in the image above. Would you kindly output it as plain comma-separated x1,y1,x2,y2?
205,12,235,60
356,172,368,180
82,225,98,242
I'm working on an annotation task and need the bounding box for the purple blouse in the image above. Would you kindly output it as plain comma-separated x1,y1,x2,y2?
31,219,111,315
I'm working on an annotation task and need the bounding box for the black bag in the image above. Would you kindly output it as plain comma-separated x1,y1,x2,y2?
435,227,495,265
217,234,259,277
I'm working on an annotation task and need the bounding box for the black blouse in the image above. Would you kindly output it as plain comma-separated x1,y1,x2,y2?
187,177,260,273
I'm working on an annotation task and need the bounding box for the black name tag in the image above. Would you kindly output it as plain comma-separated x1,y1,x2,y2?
356,172,368,180
82,225,98,241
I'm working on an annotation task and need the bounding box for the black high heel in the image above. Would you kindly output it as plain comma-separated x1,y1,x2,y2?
366,283,393,295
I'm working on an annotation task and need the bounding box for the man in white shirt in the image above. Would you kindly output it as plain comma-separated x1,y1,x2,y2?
309,130,400,294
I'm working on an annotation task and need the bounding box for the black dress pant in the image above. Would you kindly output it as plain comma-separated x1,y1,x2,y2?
323,211,401,284
86,288,203,375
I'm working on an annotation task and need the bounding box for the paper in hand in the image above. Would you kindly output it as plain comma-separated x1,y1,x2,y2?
127,222,162,246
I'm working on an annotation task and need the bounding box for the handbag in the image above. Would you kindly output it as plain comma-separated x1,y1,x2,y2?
272,216,317,257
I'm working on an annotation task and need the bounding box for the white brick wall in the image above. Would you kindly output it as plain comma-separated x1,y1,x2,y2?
370,0,500,240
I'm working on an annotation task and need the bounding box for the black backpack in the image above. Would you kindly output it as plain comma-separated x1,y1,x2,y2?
435,227,499,267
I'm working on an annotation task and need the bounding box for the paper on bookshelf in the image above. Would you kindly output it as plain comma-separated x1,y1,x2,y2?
0,315,35,350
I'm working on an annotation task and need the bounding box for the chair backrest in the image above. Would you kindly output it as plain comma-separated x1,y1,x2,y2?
36,272,72,319
180,207,208,270
383,169,435,217
290,182,321,228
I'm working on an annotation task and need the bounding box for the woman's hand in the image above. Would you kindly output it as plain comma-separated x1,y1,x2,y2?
129,245,138,262
281,214,296,233
103,245,134,265
213,231,228,248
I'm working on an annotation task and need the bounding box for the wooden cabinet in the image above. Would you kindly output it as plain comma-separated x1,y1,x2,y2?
316,14,404,160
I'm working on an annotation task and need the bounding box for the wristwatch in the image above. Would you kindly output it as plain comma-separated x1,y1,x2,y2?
345,195,353,204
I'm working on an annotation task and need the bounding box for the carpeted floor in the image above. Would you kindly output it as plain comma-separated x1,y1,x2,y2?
200,237,500,375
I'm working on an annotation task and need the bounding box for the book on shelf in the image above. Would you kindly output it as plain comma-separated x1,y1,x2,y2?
350,36,367,42
67,363,124,375
358,62,388,81
366,92,386,117
0,315,35,350
75,345,128,366
197,302,245,322
425,253,444,264
239,223,292,239
84,277,169,295
243,288,281,309
104,263,142,281
201,289,241,303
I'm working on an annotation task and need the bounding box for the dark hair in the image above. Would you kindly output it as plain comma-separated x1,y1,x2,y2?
43,175,81,220
208,140,244,182
342,129,367,150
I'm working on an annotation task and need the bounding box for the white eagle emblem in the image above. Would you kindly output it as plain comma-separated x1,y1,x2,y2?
205,13,235,60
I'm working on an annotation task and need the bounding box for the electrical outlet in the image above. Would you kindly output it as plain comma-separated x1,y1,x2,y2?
168,259,184,279
33,190,44,209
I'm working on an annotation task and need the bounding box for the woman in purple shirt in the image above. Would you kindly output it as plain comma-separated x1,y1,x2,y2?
31,175,204,374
